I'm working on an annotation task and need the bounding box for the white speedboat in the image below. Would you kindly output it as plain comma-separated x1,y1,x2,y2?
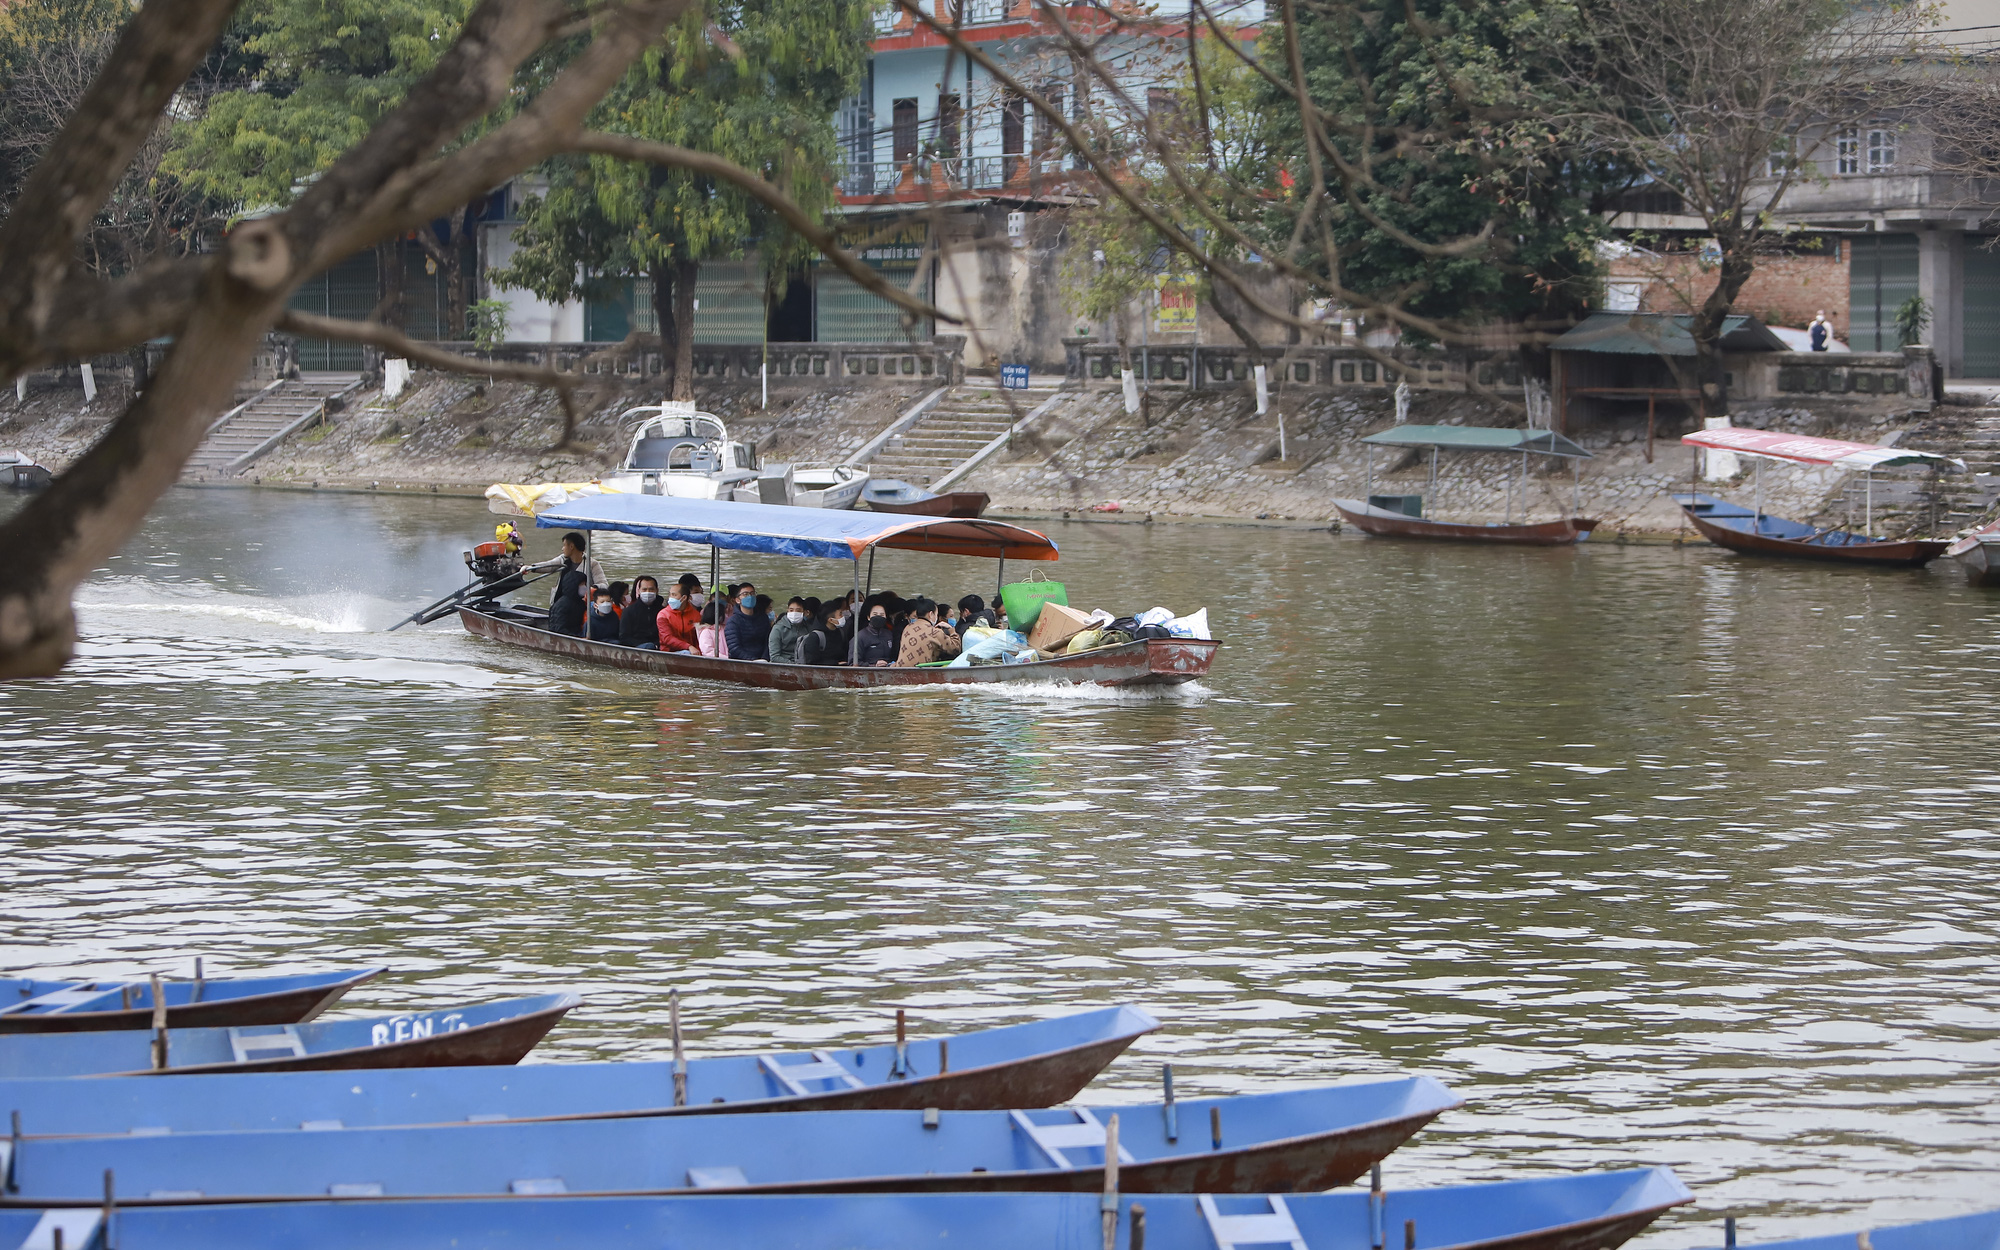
792,465,870,510
615,403,761,501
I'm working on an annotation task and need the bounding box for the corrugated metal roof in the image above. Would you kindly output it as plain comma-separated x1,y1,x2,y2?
1360,425,1592,458
1552,312,1789,356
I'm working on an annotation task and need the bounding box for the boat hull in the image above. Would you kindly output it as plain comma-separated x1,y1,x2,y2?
1946,531,2000,586
1677,506,1946,567
0,1006,1158,1137
0,995,576,1079
1332,499,1598,546
1,1080,1459,1205
0,1170,1692,1250
866,491,992,518
0,971,379,1035
460,608,1215,688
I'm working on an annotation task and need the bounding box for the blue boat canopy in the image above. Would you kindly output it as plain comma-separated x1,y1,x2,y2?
535,494,1059,562
1360,425,1592,459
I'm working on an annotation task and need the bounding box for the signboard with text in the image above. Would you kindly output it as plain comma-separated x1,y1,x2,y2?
1155,277,1198,333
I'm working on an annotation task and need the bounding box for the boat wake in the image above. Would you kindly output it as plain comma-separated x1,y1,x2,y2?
963,678,1216,704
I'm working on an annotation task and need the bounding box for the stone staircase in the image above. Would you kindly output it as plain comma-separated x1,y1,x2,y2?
1835,405,2000,536
183,373,364,479
865,381,1062,487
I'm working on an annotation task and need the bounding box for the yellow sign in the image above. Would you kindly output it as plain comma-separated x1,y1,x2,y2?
1155,278,1198,333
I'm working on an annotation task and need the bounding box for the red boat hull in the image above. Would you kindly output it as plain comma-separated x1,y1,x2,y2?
1333,499,1598,546
864,491,991,518
459,609,1215,687
1682,510,1946,566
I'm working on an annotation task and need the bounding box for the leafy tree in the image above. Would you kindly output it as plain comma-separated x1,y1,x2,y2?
496,0,871,399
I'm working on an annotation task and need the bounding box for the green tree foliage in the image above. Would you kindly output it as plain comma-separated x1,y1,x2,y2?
495,0,871,398
1261,0,1615,357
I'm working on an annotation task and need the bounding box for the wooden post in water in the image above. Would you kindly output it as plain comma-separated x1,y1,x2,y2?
1099,1113,1120,1250
191,957,204,1004
669,989,687,1107
148,973,167,1071
1161,1064,1177,1142
1129,1202,1146,1250
894,1008,908,1078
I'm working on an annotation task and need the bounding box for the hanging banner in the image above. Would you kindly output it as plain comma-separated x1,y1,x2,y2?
1155,277,1198,333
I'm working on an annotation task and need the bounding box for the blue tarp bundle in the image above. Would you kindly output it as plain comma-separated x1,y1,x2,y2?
535,494,1058,562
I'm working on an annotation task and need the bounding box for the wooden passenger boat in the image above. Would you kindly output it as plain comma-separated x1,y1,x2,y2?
0,969,379,1035
0,1168,1693,1249
1690,1206,1999,1248
1332,498,1598,546
0,994,576,1079
1672,494,1947,567
0,1005,1158,1136
862,478,992,518
0,1078,1458,1205
1946,519,2000,586
461,605,1214,688
418,496,1217,689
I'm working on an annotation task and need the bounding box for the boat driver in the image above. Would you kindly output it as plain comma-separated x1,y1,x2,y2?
525,530,606,636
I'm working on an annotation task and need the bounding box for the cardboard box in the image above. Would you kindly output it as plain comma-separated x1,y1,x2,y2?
1027,601,1093,652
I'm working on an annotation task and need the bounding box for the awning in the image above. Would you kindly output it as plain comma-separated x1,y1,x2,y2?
1550,312,1790,356
1681,428,1964,472
1360,425,1593,459
534,493,1059,561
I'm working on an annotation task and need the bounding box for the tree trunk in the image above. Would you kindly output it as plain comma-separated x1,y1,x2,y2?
1688,242,1755,420
415,208,471,340
0,250,280,677
372,239,407,330
671,257,697,401
651,258,678,396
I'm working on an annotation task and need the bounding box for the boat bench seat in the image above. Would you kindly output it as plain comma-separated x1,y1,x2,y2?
0,984,132,1016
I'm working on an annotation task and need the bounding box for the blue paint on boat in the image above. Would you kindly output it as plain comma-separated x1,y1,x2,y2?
0,1168,1693,1249
0,995,577,1078
0,971,379,1022
1689,1208,2000,1248
0,1005,1155,1133
1671,493,1895,547
0,1078,1459,1202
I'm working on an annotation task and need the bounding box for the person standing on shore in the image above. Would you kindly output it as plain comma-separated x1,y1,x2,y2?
1809,311,1833,352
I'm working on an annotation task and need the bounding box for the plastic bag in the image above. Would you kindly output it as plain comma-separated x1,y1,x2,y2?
1165,608,1211,640
1000,575,1067,632
948,627,1032,667
1064,629,1105,654
1136,606,1174,627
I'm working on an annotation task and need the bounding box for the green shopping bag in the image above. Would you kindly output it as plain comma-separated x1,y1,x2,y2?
1000,575,1067,632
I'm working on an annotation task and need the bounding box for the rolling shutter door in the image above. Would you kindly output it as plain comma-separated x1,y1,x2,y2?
693,261,765,343
286,251,378,370
1963,239,2000,378
1848,234,1919,352
813,266,929,341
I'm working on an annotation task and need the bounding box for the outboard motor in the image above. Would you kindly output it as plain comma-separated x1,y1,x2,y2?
389,525,542,631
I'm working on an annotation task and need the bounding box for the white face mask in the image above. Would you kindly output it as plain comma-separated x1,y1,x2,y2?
593,602,612,615
786,611,806,624
691,592,707,607
639,591,658,604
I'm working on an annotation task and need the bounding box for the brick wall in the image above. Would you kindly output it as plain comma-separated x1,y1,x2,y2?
1607,247,1850,334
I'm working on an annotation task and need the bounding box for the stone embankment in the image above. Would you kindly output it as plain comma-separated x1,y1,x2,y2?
4,366,1987,537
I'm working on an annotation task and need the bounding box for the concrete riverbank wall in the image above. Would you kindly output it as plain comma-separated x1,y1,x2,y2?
2,367,1973,536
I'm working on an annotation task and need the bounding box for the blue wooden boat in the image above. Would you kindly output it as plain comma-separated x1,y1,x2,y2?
0,969,380,1035
0,1168,1693,1249
1690,1207,2000,1248
1672,493,1947,566
0,1005,1154,1135
0,1077,1458,1204
0,995,576,1079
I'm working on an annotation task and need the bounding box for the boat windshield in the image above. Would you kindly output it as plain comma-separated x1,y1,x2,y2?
624,409,728,442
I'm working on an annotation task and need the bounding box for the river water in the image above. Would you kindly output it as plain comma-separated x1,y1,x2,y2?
4,486,1998,1245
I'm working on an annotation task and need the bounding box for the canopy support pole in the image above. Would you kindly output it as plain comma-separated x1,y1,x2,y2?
1573,457,1580,517
1754,462,1764,535
1365,445,1373,499
1507,452,1514,524
1428,446,1437,511
996,552,1005,608
853,548,875,665
1866,471,1873,535
850,556,861,664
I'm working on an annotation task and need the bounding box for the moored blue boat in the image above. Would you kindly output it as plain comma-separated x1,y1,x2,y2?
0,994,576,1079
0,1078,1457,1204
1688,1207,2000,1248
0,1168,1693,1250
0,969,381,1035
0,1005,1155,1134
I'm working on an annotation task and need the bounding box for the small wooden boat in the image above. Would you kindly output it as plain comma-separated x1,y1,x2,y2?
0,451,51,490
1946,519,2000,586
0,1167,1693,1249
1692,1206,1999,1248
0,994,576,1079
1672,494,1948,567
0,1077,1459,1205
0,1005,1157,1136
461,606,1214,689
1332,498,1598,546
0,968,380,1035
863,478,991,518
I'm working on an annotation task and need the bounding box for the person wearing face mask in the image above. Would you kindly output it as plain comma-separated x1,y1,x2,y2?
854,603,898,667
585,587,622,642
800,600,852,666
656,583,699,653
897,597,963,667
768,596,812,665
722,581,770,660
620,576,664,648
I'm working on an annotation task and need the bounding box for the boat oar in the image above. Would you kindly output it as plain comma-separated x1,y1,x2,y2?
388,569,554,632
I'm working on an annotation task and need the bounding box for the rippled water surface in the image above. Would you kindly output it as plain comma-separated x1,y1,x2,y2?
5,487,2000,1245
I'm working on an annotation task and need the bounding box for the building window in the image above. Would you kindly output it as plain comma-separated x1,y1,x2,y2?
1001,91,1025,156
893,98,918,162
935,93,962,158
1866,122,1896,173
1836,127,1859,175
1604,279,1646,312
